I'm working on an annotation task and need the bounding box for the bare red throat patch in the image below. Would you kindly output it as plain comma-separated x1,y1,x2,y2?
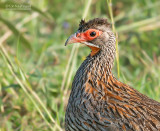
87,45,100,56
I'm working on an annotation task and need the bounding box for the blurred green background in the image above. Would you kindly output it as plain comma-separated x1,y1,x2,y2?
0,0,160,130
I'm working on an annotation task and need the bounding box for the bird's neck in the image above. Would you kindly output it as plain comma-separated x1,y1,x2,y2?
70,48,116,101
86,48,115,83
71,39,116,96
85,32,116,81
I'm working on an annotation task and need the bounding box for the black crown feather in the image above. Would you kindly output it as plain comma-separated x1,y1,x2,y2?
78,18,110,31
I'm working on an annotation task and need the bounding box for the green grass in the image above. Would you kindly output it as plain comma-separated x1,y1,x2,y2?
0,0,160,130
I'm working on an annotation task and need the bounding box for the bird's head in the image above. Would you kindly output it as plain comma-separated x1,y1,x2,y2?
65,18,116,56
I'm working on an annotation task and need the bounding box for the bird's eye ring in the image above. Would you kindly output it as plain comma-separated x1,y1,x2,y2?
83,29,102,41
90,31,96,37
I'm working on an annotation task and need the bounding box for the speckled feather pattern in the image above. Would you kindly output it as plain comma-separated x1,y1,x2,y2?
65,18,160,131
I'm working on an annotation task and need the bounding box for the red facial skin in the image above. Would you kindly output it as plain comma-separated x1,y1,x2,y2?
76,29,102,41
65,29,103,56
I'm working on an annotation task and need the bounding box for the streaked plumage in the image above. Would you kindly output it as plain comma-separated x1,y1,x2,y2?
65,18,160,131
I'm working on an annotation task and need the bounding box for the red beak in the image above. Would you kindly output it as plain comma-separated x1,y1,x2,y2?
65,32,86,46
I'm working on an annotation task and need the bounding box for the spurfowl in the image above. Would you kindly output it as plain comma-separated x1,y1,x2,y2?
64,18,160,131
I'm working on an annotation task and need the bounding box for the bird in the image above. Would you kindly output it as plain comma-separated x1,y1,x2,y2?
64,18,160,131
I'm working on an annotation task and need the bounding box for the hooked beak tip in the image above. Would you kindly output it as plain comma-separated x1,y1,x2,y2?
65,39,68,46
64,34,76,46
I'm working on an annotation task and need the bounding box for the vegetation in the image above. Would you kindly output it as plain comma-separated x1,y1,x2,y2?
0,0,160,130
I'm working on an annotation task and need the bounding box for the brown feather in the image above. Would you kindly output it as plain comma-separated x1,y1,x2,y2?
65,18,160,131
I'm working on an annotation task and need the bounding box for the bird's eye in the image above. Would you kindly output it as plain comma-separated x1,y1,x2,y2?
83,29,102,41
90,31,96,37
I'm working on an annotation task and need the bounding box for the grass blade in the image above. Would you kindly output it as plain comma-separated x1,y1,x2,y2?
0,16,32,50
106,0,120,77
62,0,92,92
